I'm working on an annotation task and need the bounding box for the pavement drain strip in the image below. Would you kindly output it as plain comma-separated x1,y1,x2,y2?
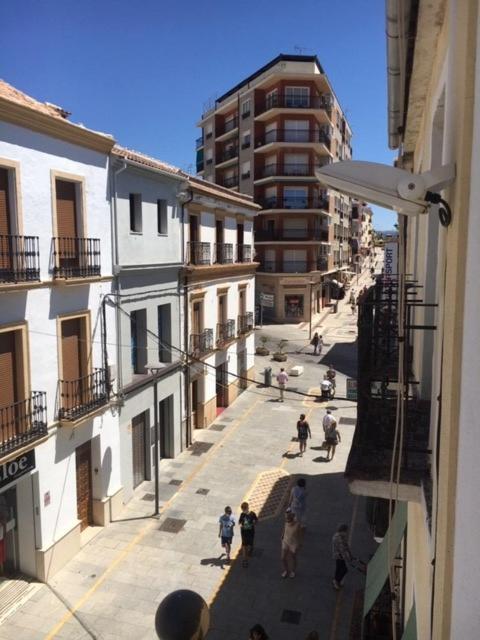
141,493,155,501
190,441,214,456
169,479,183,486
221,417,234,422
340,417,357,425
281,609,302,625
210,424,227,431
0,576,42,625
158,517,187,533
196,488,210,495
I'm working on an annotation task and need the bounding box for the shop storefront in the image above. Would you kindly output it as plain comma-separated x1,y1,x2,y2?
284,294,304,319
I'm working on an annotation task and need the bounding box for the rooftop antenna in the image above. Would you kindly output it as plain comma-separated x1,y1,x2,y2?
294,45,311,54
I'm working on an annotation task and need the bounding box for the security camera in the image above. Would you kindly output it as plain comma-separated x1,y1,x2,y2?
316,161,455,224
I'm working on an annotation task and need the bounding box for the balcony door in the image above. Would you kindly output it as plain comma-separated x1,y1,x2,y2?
131,412,146,489
285,86,310,108
192,301,203,335
285,119,309,143
56,180,80,275
75,440,93,531
0,330,24,446
190,215,199,243
0,169,12,274
61,317,87,412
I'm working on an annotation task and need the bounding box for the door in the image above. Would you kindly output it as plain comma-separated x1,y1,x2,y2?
191,380,199,429
61,318,85,412
0,168,12,273
0,331,22,445
75,441,93,531
131,413,146,489
192,301,202,335
216,363,228,410
0,487,18,576
190,215,199,243
55,180,79,273
159,396,174,459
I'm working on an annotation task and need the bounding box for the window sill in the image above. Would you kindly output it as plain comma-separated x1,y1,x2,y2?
129,231,143,235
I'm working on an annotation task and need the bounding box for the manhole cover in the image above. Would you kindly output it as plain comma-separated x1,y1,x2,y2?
196,488,209,495
340,417,356,425
210,424,226,431
169,479,182,486
159,517,186,533
142,493,155,501
190,441,214,456
222,417,234,422
281,610,301,625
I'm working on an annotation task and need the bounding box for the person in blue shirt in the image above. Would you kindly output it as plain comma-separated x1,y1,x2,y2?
218,505,235,561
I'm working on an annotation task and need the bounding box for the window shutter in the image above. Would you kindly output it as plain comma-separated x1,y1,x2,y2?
56,180,78,238
61,318,82,382
0,331,17,409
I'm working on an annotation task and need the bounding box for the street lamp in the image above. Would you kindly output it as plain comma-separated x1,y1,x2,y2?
146,362,166,516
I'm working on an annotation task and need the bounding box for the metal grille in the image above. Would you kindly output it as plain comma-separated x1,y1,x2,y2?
52,237,101,278
216,320,235,347
0,235,41,283
58,368,108,421
159,517,186,533
189,441,214,456
187,241,211,265
0,391,47,456
189,329,214,356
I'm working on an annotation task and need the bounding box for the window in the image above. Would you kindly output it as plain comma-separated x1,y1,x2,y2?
241,99,251,119
241,161,250,180
284,120,309,143
266,89,278,110
205,148,213,165
242,130,251,149
205,123,213,139
157,199,168,235
130,309,147,374
129,193,142,233
285,86,310,108
284,187,308,209
158,304,172,363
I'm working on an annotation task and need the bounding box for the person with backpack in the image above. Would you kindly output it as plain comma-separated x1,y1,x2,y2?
239,501,258,567
296,413,311,457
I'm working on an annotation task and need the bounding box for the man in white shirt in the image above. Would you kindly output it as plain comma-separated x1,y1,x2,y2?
321,376,333,400
276,368,289,402
322,409,336,436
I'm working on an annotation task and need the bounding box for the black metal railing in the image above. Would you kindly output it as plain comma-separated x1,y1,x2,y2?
52,237,101,279
217,117,238,136
257,195,329,211
216,147,239,164
58,369,108,422
258,259,328,273
0,392,47,456
316,257,329,271
215,243,234,264
238,312,254,335
219,174,239,188
236,244,252,263
188,241,211,265
0,235,40,283
255,228,329,242
190,329,214,355
256,163,319,179
216,320,236,346
257,93,333,115
256,128,331,148
196,136,204,149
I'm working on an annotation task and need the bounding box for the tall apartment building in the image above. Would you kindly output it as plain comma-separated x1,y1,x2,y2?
351,200,373,273
196,54,353,323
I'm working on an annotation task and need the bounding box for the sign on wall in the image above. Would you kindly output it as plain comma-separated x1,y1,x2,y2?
346,378,358,401
0,450,36,490
259,293,275,308
384,241,398,281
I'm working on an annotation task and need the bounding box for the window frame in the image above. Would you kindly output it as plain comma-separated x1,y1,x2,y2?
129,193,143,234
157,199,168,236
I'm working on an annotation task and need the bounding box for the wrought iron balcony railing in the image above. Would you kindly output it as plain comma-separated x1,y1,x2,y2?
256,163,319,179
255,128,331,148
196,136,204,149
215,243,234,264
236,244,252,263
52,237,101,279
237,312,254,335
58,368,108,422
187,241,211,265
189,329,214,356
0,235,41,283
256,93,333,116
257,195,329,211
216,320,236,347
219,174,239,188
216,147,239,164
0,391,47,456
258,259,329,273
217,117,239,136
255,228,329,242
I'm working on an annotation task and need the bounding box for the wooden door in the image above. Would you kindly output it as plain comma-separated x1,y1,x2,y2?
191,380,199,429
0,168,12,272
239,290,246,317
159,396,173,459
55,180,79,272
216,364,228,408
190,215,199,243
192,302,202,334
215,220,224,244
75,441,93,531
131,413,146,489
236,223,244,245
61,318,85,410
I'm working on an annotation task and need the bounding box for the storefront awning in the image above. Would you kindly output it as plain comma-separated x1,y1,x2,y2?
401,601,417,640
363,501,407,617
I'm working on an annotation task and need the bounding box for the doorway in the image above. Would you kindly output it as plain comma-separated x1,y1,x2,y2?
191,379,200,429
131,412,146,489
75,441,93,531
216,363,228,413
159,396,174,459
0,486,18,576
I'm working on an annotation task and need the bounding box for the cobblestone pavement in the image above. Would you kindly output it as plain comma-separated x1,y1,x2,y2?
0,271,376,640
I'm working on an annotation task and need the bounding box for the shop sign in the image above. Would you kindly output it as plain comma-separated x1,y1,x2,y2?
384,241,398,281
346,378,358,401
0,450,35,490
259,293,275,308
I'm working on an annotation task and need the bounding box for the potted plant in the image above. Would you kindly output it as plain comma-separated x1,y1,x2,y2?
256,335,270,356
273,339,288,362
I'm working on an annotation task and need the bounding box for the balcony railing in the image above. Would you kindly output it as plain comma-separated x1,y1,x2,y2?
58,369,108,422
238,312,254,335
0,391,47,456
187,241,211,265
255,128,331,148
216,147,239,164
217,117,239,136
215,243,234,264
257,195,329,211
0,235,41,283
52,237,101,279
189,329,214,356
258,259,329,273
219,174,239,188
257,93,333,116
316,257,329,271
255,228,329,242
216,320,236,347
236,244,252,263
196,136,204,149
256,163,319,179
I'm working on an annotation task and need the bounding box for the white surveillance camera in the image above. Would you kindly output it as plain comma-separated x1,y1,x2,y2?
316,161,455,216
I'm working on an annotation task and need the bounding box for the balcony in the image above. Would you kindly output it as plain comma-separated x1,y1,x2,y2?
187,241,211,265
236,244,252,263
196,136,204,149
215,243,234,264
0,235,41,284
52,237,101,279
58,369,108,422
238,312,254,335
257,195,329,211
216,117,239,138
255,163,319,180
255,128,331,150
255,228,329,242
256,94,333,119
216,147,239,165
216,320,236,347
189,329,214,356
218,174,239,189
258,259,329,273
0,392,48,456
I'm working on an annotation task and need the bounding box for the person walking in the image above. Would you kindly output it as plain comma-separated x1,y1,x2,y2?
296,414,311,456
311,332,320,355
218,506,235,561
332,523,353,589
281,509,301,578
276,367,289,402
350,297,356,315
325,421,341,461
239,501,258,567
249,624,269,640
288,478,307,533
322,409,336,438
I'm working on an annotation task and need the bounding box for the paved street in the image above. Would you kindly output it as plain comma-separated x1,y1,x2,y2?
0,273,375,640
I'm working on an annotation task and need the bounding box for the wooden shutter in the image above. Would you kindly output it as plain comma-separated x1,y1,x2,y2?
0,169,12,270
56,180,78,238
61,318,82,382
0,331,17,409
75,441,93,530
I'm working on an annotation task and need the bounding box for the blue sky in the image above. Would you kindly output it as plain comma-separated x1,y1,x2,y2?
1,0,396,229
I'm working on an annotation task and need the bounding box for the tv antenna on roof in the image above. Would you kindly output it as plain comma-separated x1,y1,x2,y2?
294,45,311,54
